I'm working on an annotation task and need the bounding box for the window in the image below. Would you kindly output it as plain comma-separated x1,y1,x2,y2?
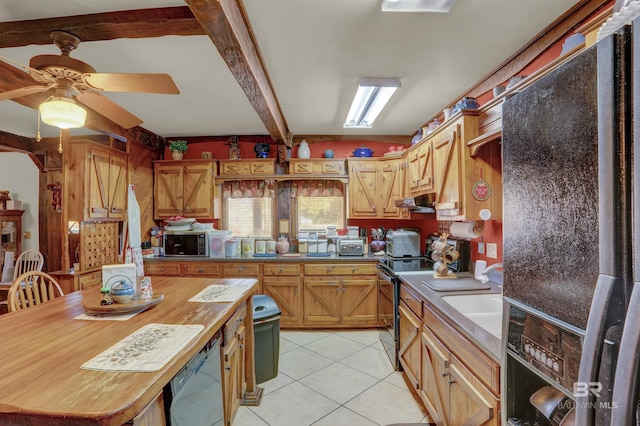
297,196,344,230
225,197,273,238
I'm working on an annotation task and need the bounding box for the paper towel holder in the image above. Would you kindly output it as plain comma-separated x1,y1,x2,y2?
449,221,484,239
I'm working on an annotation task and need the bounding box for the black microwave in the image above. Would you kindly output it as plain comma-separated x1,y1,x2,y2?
163,231,209,256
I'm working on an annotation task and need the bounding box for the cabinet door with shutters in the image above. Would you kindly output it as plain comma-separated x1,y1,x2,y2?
348,159,378,218
303,276,341,326
340,276,377,325
379,158,409,219
398,302,421,391
154,164,184,218
182,162,213,217
263,277,303,326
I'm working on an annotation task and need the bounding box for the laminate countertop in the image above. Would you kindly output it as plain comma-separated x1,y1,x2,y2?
0,277,258,426
399,271,503,362
143,253,382,262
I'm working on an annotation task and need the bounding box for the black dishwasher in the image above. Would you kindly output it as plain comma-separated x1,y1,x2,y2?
164,330,223,426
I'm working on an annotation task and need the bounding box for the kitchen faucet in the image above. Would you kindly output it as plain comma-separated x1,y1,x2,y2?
478,263,503,284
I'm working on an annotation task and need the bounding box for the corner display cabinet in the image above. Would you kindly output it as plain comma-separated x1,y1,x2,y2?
153,160,216,220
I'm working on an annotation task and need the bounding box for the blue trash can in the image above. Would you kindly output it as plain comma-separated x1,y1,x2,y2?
253,294,281,384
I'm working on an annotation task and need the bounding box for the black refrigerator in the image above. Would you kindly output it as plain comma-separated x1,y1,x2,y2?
501,15,640,425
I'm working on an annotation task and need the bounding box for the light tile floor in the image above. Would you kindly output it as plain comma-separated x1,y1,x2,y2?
233,329,430,426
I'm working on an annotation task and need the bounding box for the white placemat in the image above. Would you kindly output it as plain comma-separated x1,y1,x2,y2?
81,323,204,372
188,284,253,303
74,312,141,321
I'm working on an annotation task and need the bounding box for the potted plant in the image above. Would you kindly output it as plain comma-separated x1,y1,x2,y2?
169,140,188,160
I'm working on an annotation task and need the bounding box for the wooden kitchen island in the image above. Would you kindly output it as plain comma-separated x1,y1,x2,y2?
0,277,260,426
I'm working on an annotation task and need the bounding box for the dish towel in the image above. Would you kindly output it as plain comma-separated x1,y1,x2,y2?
81,323,204,372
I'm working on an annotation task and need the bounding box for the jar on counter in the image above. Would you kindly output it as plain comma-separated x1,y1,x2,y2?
276,235,290,254
255,239,266,254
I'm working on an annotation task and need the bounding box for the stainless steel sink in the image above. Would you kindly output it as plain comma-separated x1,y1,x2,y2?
441,294,503,338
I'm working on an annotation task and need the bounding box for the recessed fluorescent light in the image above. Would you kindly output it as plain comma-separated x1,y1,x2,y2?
343,78,401,129
381,0,457,13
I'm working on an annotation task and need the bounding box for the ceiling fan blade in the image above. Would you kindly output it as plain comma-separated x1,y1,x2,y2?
82,73,180,94
76,92,143,129
0,84,52,101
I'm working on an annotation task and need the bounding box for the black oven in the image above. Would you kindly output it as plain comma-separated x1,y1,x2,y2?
377,256,430,370
378,263,399,369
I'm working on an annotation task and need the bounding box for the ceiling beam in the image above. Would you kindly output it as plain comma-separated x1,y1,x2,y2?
185,0,290,147
0,7,204,48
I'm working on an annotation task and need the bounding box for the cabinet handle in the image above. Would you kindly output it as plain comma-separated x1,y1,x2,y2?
295,287,299,292
342,287,346,293
198,268,204,273
239,344,243,349
226,365,231,371
238,316,244,322
336,287,339,293
160,268,165,272
447,378,456,385
279,268,284,274
441,371,449,377
404,296,411,301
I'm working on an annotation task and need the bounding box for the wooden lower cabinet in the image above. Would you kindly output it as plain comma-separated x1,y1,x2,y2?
126,391,166,426
222,305,247,426
263,276,303,326
419,306,500,425
304,275,377,327
399,301,422,391
144,260,379,328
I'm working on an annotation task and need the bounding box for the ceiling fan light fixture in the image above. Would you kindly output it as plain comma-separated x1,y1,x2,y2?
39,96,87,129
344,78,400,129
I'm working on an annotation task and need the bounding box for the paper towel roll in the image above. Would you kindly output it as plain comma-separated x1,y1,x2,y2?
450,221,480,239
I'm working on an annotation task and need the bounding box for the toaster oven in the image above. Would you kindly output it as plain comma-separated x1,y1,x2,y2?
385,230,421,258
337,238,365,256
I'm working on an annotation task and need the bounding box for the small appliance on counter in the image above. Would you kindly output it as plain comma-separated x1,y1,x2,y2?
385,230,420,258
337,238,365,256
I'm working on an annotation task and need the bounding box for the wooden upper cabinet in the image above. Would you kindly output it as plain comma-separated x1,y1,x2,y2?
153,160,216,220
88,150,127,220
379,158,409,219
66,141,128,222
348,158,408,219
406,139,434,196
218,159,275,176
432,112,502,221
347,158,378,218
289,159,346,176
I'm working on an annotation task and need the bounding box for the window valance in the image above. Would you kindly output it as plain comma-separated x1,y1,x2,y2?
221,180,275,199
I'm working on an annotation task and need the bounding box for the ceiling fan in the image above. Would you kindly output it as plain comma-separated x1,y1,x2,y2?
0,30,180,129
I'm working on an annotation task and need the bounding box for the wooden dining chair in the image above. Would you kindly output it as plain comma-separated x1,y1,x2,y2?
7,271,64,312
12,249,44,281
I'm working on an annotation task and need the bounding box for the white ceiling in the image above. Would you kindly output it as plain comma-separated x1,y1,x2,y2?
0,0,582,141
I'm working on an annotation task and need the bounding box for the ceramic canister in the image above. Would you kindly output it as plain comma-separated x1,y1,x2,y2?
255,240,266,254
266,240,277,254
242,238,254,254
